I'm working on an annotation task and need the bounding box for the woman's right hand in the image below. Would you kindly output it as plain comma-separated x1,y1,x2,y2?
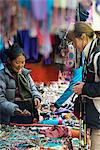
15,108,31,116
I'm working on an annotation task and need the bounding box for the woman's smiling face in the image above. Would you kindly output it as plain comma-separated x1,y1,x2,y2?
10,54,25,72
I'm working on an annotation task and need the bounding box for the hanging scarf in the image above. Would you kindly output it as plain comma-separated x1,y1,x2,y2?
7,65,32,101
18,72,32,100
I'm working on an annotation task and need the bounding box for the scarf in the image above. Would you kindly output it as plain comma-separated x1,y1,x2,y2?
7,65,32,101
18,72,32,100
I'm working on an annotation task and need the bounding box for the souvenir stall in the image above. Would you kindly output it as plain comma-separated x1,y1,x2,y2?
0,0,97,149
0,80,91,150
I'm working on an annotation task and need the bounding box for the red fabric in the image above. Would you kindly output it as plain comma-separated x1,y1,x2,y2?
10,123,53,127
25,63,59,83
58,120,62,125
50,34,55,45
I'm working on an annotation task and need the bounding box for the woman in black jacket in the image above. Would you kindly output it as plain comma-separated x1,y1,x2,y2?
70,22,100,150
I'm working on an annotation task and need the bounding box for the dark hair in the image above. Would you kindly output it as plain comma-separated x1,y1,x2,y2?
6,43,25,60
73,22,95,39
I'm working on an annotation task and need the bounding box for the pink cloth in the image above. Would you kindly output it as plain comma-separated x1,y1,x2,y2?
39,126,69,138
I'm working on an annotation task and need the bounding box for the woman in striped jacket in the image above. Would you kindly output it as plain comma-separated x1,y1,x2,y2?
71,22,100,150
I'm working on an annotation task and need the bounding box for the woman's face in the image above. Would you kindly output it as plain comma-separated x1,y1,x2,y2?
73,34,90,53
74,38,84,53
10,54,25,72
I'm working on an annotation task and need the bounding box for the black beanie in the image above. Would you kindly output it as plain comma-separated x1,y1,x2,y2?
6,43,25,60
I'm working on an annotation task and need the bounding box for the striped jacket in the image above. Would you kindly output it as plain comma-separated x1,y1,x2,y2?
82,38,100,128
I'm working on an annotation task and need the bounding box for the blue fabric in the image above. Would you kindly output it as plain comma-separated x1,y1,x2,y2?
30,37,38,61
17,30,31,60
0,61,4,70
54,66,83,108
46,0,54,31
0,35,4,50
40,119,65,125
44,142,61,147
54,108,71,115
31,0,47,20
18,0,31,10
44,56,51,65
16,30,51,64
46,0,54,16
0,35,4,70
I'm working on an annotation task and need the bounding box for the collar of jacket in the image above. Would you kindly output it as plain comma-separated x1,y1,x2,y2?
83,38,98,59
4,67,32,78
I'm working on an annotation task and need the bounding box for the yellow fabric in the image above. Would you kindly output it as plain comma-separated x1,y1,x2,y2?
59,0,67,9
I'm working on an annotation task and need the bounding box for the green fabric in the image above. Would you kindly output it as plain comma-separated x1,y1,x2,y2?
18,73,32,100
7,65,32,100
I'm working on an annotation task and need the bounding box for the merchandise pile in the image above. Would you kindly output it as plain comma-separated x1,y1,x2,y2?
0,124,79,150
0,81,90,149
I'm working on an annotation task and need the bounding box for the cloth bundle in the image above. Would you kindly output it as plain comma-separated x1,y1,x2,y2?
39,126,70,138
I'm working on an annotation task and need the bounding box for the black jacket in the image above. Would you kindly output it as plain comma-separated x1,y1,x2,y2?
75,38,100,128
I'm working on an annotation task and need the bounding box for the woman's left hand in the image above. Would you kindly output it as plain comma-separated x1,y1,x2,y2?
72,82,85,95
34,98,41,108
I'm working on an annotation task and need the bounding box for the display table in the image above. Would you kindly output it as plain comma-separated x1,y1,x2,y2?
0,123,80,150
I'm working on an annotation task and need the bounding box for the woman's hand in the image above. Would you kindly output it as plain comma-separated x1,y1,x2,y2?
72,82,85,95
15,108,31,116
34,98,41,109
22,109,31,116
